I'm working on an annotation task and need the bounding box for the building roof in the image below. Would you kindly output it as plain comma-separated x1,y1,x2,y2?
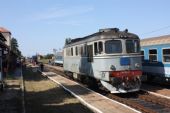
141,35,170,46
0,33,6,41
0,27,11,34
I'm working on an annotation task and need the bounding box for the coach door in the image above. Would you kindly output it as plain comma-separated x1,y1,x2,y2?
87,45,93,62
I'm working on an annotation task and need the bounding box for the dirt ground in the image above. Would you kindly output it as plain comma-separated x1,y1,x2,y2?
23,67,93,113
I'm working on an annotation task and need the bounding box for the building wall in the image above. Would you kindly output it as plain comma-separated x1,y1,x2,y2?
2,32,11,49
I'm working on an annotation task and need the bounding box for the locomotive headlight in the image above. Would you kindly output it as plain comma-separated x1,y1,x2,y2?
110,65,116,70
135,63,140,68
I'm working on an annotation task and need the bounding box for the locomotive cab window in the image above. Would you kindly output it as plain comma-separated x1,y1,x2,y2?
94,41,103,55
149,49,157,62
163,48,170,63
126,40,140,53
105,40,122,54
98,41,103,54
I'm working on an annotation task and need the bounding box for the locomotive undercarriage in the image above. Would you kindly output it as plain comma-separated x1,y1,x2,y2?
101,76,141,93
65,71,141,93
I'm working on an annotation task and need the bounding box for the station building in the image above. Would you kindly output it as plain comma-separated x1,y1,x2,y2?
0,27,11,89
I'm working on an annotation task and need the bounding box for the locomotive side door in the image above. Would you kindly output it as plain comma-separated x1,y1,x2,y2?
87,45,93,62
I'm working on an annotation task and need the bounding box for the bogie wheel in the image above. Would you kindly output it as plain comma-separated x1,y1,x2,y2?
86,77,99,90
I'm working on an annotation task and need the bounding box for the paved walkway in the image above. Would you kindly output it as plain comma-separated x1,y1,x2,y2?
0,68,22,113
141,84,170,99
43,71,139,113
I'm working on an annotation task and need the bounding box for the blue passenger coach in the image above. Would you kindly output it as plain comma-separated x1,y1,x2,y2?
141,35,170,82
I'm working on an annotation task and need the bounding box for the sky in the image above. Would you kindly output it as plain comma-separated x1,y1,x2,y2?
0,0,170,56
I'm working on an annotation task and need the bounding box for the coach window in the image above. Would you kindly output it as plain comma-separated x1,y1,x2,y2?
84,44,87,56
66,48,70,56
105,40,122,54
78,47,81,56
141,50,144,61
65,49,67,56
81,46,83,56
163,48,170,62
149,49,157,62
87,45,93,62
71,48,73,56
75,46,78,56
94,42,98,55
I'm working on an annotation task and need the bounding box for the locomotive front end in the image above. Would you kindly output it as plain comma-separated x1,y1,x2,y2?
99,30,142,93
109,56,142,93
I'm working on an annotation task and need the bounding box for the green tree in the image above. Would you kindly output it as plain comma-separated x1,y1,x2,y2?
44,54,54,59
11,38,22,57
65,38,71,45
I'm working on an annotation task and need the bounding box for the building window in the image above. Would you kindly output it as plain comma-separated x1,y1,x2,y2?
141,50,144,61
149,49,157,62
163,48,170,62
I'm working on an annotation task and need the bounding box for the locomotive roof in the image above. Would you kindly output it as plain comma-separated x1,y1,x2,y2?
141,34,170,46
65,28,139,47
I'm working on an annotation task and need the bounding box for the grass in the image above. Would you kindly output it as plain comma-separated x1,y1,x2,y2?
23,67,93,113
38,59,53,64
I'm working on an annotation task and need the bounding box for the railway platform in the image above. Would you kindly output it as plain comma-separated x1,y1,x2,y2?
0,67,22,113
25,65,93,113
141,84,170,99
41,70,140,113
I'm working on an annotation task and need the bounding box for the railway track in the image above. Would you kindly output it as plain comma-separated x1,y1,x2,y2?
107,91,170,113
45,65,170,113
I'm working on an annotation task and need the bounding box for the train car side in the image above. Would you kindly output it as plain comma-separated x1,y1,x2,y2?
64,28,142,93
53,52,63,66
141,35,170,82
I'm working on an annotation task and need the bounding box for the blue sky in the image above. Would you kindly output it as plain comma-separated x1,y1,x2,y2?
0,0,170,56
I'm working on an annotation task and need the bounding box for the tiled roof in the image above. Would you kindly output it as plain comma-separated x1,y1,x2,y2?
0,27,11,34
141,35,170,46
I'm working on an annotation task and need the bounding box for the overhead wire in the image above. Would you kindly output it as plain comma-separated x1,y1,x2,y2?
140,25,170,36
